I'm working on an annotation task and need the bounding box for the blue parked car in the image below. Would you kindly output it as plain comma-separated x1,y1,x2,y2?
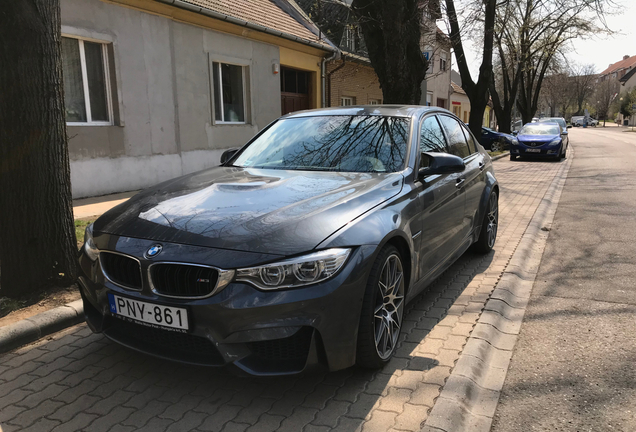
479,127,516,152
510,122,567,161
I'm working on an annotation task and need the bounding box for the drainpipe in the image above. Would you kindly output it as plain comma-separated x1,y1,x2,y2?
323,55,346,107
321,51,340,107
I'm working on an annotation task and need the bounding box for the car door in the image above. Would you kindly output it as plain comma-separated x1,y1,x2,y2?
438,115,478,243
415,115,466,281
459,122,488,237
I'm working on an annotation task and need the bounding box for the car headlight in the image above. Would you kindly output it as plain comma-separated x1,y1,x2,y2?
511,138,518,145
548,138,561,146
83,223,99,261
236,248,351,290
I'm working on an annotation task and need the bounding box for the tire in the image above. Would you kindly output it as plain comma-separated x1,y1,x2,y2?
490,140,502,152
356,245,406,369
560,145,566,159
473,191,499,254
510,154,517,161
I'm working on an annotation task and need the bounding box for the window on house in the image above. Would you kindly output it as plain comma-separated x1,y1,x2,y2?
369,99,381,105
452,105,461,117
213,62,246,123
341,25,356,52
61,36,112,125
426,92,433,107
341,96,354,106
440,53,447,72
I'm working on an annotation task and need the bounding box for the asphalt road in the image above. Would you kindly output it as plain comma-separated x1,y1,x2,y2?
491,126,636,431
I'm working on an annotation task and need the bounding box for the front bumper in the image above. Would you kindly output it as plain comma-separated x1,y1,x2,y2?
510,142,561,158
78,236,377,376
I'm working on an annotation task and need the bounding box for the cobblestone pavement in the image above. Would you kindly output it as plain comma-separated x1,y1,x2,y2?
0,157,565,432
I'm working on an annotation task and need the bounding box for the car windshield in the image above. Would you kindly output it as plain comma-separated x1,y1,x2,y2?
232,115,410,173
519,124,560,135
539,118,566,129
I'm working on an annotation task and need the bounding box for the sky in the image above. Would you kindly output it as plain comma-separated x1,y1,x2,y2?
455,0,635,77
568,0,636,73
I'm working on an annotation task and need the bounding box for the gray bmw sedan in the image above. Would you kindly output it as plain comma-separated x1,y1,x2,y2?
78,106,498,375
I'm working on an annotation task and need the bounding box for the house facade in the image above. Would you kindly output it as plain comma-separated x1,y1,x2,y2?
61,0,335,198
450,81,470,123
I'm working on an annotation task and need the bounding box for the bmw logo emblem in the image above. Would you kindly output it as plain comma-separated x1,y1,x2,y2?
144,244,163,259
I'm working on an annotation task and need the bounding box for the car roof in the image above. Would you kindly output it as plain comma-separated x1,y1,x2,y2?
282,105,447,119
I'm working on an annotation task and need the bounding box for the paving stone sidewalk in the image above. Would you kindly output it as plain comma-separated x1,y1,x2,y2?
0,157,565,432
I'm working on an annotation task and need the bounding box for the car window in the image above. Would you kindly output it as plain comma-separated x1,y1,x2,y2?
233,115,410,173
460,125,477,154
519,124,561,135
419,115,448,168
438,115,471,158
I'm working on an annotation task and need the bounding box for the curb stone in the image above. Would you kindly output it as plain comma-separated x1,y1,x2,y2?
490,152,510,162
0,300,84,354
424,150,573,432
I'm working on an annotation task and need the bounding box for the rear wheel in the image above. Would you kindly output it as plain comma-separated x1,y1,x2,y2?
510,154,517,161
473,191,498,253
490,140,502,152
356,245,405,368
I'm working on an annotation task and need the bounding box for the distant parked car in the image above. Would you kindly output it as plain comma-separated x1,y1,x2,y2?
537,117,570,147
510,122,568,161
572,116,598,127
479,127,516,152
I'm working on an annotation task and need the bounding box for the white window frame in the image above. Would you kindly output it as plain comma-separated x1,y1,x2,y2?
212,61,248,125
341,26,356,52
341,96,354,106
369,99,381,105
62,35,113,126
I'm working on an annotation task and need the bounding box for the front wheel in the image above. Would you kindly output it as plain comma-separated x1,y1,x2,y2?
510,154,517,161
356,245,405,368
473,191,499,253
490,140,502,152
560,145,567,159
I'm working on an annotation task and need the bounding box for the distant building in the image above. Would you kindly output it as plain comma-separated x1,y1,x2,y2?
450,81,470,123
597,54,636,82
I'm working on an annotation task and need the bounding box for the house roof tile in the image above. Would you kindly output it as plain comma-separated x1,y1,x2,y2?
176,0,334,50
451,81,466,95
599,55,636,76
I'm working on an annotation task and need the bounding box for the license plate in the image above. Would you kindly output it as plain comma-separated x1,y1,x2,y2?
525,148,541,153
108,293,189,331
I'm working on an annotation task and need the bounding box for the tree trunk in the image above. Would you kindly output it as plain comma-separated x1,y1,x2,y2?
351,0,427,104
445,0,497,139
0,0,77,297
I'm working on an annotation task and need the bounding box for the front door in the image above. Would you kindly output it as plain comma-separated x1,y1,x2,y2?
280,67,310,115
416,115,466,281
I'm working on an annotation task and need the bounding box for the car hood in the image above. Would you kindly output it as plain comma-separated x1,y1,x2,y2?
94,167,403,255
517,134,560,144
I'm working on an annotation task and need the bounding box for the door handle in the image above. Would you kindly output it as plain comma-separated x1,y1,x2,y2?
455,178,465,188
478,161,485,171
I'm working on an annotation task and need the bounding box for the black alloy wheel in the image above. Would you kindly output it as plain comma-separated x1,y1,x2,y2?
473,191,499,253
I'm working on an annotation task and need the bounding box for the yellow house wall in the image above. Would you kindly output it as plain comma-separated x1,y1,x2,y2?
279,47,323,109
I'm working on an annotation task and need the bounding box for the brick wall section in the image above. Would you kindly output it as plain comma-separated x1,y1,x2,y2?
327,60,383,107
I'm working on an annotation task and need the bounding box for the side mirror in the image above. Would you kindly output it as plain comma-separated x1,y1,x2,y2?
220,148,239,165
418,152,465,179
512,131,518,136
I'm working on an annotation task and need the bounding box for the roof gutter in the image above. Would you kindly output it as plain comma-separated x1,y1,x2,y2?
156,0,337,53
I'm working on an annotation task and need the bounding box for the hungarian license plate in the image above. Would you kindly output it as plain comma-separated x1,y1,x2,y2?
108,293,189,331
525,148,541,153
